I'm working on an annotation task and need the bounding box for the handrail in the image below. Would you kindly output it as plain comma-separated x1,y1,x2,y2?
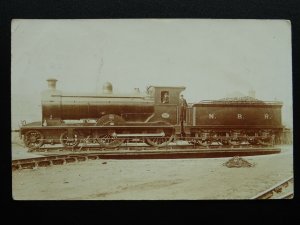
193,100,283,105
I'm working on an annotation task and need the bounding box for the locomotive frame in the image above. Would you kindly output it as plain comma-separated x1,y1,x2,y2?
19,79,284,150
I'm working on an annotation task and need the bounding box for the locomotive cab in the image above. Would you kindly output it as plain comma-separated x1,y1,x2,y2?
146,86,186,125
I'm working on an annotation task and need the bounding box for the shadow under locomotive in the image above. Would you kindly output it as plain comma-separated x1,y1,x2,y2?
19,79,284,152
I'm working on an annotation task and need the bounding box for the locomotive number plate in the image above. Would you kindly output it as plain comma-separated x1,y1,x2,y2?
161,113,170,119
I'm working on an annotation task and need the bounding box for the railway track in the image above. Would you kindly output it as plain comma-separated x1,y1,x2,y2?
24,140,277,153
13,131,276,152
251,176,294,199
12,154,101,171
25,143,201,152
12,146,281,171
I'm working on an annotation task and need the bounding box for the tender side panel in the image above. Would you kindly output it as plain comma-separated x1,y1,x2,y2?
194,104,282,128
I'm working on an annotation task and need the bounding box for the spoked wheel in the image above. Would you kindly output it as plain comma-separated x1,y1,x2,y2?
23,130,44,150
95,130,124,148
189,133,201,145
60,131,80,148
198,140,212,147
228,139,240,146
258,138,272,146
145,126,174,147
248,139,258,145
221,139,230,146
145,121,175,147
145,133,174,147
96,114,125,126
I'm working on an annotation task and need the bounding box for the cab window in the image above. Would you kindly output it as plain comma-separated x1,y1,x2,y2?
161,91,169,104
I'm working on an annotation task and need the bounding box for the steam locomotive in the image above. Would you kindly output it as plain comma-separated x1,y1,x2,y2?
19,79,284,150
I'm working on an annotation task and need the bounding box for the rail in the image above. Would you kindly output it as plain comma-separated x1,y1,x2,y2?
12,146,281,171
17,135,277,153
251,176,293,199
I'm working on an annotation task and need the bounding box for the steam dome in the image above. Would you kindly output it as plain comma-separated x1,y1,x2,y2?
103,82,113,94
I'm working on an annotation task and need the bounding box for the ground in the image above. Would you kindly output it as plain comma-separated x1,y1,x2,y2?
11,139,293,200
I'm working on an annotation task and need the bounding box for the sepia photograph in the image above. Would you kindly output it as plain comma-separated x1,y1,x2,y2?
11,19,293,200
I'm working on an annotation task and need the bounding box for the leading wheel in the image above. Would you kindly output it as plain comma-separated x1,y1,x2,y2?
60,131,80,148
23,130,44,150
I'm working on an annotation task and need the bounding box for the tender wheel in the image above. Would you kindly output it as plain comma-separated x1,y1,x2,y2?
60,131,80,148
188,133,201,145
221,139,229,145
228,139,240,146
198,140,212,147
248,139,258,145
258,138,272,146
23,130,44,150
95,130,124,148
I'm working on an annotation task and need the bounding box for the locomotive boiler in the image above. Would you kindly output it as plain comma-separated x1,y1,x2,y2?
19,79,284,150
41,79,155,124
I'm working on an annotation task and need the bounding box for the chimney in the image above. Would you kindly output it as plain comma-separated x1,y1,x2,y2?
47,78,57,90
248,89,256,98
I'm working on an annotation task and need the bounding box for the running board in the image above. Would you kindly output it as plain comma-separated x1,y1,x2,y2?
113,132,165,138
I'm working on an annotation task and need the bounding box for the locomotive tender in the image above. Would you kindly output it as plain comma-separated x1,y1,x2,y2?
20,79,284,150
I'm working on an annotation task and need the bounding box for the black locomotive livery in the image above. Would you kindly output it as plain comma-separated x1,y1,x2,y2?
20,79,284,150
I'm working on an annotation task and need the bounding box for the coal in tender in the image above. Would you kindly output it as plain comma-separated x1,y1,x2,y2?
223,156,255,168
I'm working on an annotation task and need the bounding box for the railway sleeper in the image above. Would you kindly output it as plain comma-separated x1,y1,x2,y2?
37,160,51,167
20,162,36,170
76,156,87,162
51,159,65,165
65,157,77,163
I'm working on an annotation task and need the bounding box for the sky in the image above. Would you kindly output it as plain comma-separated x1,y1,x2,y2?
11,19,293,129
